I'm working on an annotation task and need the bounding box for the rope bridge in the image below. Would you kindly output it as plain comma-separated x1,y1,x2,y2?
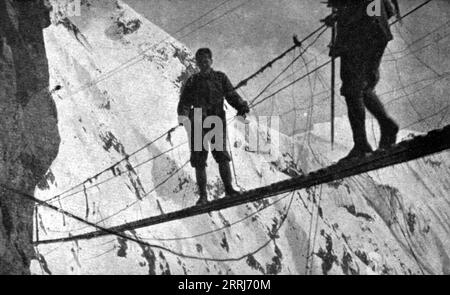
30,123,450,245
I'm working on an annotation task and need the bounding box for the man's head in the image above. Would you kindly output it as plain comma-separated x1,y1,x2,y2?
195,48,213,73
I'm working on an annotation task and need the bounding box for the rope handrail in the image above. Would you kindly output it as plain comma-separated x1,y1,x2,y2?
32,124,450,245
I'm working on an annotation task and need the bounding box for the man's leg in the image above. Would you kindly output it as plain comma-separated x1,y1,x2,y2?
345,94,373,153
194,165,208,205
211,117,239,197
218,161,239,196
189,116,209,205
363,42,399,149
191,151,209,205
364,90,399,149
340,54,373,161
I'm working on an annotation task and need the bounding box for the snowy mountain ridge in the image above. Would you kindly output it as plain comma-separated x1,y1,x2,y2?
31,0,450,275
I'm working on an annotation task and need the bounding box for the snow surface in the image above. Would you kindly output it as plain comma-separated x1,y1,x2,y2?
31,0,450,274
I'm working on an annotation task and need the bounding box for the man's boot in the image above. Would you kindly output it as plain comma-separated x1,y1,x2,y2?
340,95,373,163
364,91,399,150
378,119,399,150
218,162,240,197
195,167,208,206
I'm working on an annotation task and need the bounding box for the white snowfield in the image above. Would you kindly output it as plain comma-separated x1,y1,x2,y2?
32,0,450,275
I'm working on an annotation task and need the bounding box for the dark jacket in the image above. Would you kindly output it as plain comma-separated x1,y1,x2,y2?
177,70,248,118
329,0,394,57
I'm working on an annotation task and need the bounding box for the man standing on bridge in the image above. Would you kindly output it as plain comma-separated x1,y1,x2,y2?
323,0,401,162
178,48,250,205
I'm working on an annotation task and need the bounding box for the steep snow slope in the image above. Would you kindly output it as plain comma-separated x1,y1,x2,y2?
31,0,449,274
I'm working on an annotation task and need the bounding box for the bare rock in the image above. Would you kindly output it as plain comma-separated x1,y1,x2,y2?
0,0,60,274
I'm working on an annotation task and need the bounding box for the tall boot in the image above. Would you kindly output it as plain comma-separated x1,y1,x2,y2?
364,91,399,149
218,162,239,197
340,94,373,162
195,167,208,205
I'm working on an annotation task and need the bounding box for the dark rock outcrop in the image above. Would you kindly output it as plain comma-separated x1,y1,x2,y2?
0,0,60,274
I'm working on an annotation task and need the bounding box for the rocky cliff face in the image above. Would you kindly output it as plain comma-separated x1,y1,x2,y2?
0,0,60,274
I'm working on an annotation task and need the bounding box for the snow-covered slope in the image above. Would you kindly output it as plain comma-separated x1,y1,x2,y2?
31,0,450,275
